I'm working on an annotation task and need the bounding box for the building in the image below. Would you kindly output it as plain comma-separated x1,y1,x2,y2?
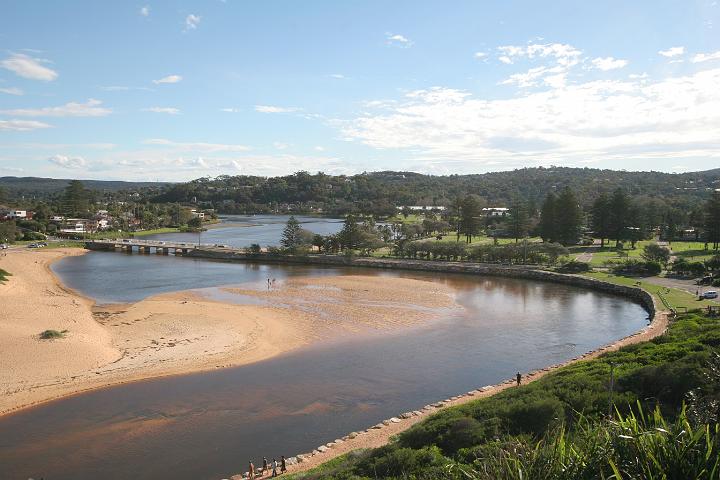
190,209,205,219
482,207,509,217
9,210,28,219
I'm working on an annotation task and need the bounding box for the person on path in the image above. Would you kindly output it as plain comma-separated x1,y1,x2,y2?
272,458,278,477
248,461,255,480
267,278,271,290
280,455,287,474
516,371,522,386
263,456,269,475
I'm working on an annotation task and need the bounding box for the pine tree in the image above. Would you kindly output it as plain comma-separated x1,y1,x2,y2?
608,188,630,247
508,200,530,243
704,190,720,250
62,180,90,217
459,195,483,243
556,187,582,246
280,215,303,252
339,215,361,250
539,193,557,243
591,193,611,247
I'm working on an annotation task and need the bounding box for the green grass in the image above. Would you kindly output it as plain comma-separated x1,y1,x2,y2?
582,271,717,310
669,241,718,262
289,311,720,479
39,329,68,339
0,268,10,283
571,239,719,267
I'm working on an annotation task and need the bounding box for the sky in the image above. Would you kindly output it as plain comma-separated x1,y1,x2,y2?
0,0,719,182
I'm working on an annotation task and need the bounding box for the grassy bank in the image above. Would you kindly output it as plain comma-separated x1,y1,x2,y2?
289,310,720,479
582,271,717,310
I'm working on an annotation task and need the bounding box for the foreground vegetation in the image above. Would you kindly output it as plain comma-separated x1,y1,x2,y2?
0,268,9,283
290,311,720,479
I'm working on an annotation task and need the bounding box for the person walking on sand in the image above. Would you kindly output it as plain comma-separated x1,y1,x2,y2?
248,461,255,480
272,458,278,477
516,371,522,386
262,456,268,475
280,455,287,474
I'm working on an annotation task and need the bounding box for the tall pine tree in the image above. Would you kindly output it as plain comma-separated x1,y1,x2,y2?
704,190,720,250
591,193,611,247
556,187,582,246
608,188,630,247
280,215,303,253
539,193,557,243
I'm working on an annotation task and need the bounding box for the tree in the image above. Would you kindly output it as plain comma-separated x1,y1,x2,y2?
280,215,303,252
642,243,671,265
62,180,90,217
704,190,720,250
508,200,530,243
339,215,361,250
608,188,631,247
187,217,203,229
0,186,7,204
591,193,611,247
555,187,582,246
0,220,16,243
312,234,325,253
458,195,484,243
539,193,557,243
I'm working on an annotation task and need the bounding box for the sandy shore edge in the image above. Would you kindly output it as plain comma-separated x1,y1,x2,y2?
0,248,457,418
235,303,669,479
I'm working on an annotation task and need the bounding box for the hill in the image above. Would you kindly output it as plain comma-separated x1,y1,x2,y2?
0,176,170,200
150,167,720,215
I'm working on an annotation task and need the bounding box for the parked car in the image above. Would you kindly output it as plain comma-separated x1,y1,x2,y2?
702,291,719,299
27,243,38,248
698,276,714,285
0,243,8,249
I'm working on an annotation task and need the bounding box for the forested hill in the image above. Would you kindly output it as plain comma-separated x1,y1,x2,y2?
152,167,720,214
0,176,169,200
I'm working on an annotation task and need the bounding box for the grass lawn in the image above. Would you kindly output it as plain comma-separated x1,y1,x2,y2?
385,214,425,224
668,240,717,262
582,271,718,310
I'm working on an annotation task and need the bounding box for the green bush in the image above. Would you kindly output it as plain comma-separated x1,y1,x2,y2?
556,260,590,273
612,259,662,276
39,329,67,339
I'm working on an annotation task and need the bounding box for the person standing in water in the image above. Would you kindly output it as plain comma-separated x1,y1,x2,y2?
516,371,522,386
280,455,287,474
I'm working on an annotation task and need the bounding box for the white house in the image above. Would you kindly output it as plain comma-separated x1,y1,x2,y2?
190,209,205,219
9,210,27,219
482,207,509,217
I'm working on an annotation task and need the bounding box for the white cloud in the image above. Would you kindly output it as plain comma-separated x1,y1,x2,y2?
314,146,325,151
143,138,250,152
142,107,180,114
153,74,182,84
0,53,58,81
498,43,582,67
691,50,720,63
48,154,87,169
254,105,299,113
220,107,240,112
0,99,111,117
330,73,346,79
273,142,289,150
0,119,52,131
140,5,149,17
0,87,23,95
341,67,720,172
386,33,413,48
591,57,629,71
658,46,684,57
474,52,488,60
498,56,513,64
185,14,201,31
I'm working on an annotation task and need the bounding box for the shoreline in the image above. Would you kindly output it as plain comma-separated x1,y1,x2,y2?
260,300,669,479
0,249,457,418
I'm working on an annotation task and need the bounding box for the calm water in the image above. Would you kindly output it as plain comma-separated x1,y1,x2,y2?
142,214,344,249
0,217,650,480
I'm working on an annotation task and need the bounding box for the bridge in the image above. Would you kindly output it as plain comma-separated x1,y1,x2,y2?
84,238,237,256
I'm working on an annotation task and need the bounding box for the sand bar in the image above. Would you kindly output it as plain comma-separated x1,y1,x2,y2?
0,248,457,416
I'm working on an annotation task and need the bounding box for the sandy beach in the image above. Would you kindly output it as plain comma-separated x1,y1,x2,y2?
0,248,457,416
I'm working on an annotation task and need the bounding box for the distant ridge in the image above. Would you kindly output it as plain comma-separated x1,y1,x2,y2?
0,176,171,198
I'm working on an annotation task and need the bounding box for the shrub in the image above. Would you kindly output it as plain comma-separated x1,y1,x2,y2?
556,261,590,273
248,243,262,254
612,259,661,276
39,329,67,339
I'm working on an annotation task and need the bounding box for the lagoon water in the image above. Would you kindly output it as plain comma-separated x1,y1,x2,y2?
0,216,650,480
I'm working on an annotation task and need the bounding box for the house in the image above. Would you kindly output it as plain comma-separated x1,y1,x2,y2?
9,210,28,219
482,207,509,217
190,209,205,219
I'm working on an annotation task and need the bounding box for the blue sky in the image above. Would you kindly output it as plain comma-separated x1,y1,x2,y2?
1,1,719,181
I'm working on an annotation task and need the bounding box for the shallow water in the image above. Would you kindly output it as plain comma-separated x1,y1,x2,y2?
0,219,647,480
0,218,650,479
